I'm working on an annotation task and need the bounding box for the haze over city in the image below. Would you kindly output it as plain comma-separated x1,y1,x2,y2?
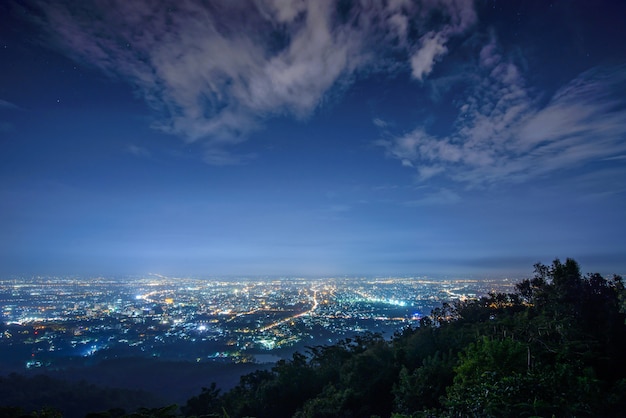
1,0,626,277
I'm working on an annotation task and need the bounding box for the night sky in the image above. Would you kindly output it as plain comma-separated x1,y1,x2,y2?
1,0,625,277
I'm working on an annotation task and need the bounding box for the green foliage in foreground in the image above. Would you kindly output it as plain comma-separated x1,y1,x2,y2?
180,259,626,418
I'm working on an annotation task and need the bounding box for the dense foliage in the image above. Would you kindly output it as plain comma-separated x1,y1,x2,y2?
3,259,626,417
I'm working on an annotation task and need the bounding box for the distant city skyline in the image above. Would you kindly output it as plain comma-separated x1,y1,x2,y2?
1,0,625,277
0,274,515,370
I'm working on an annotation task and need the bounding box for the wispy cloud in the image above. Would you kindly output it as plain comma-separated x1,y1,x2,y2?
31,0,476,163
405,188,460,206
409,0,476,80
126,144,151,159
203,148,257,166
380,34,626,186
603,155,626,161
0,99,21,110
373,118,388,128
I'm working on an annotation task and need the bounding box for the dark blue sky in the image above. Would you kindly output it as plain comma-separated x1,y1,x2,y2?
1,0,625,277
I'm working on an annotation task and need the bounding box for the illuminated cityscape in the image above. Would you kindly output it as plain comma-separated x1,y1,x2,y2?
0,275,514,370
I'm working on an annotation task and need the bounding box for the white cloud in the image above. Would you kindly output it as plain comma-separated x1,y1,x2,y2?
417,165,445,180
408,0,476,81
373,118,388,128
33,0,476,163
380,33,626,186
410,31,448,81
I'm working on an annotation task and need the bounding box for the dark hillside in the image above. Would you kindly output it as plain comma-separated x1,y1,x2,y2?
0,373,159,418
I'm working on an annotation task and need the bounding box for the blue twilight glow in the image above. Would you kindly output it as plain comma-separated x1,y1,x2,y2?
0,1,625,277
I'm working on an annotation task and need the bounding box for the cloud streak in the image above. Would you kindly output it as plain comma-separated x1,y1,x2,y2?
409,0,476,80
380,35,626,186
32,0,476,163
405,187,460,206
0,99,21,110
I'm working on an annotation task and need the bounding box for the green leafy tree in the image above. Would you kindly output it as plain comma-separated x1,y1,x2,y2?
444,337,529,417
293,384,347,418
181,382,221,417
393,350,456,414
124,405,179,418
